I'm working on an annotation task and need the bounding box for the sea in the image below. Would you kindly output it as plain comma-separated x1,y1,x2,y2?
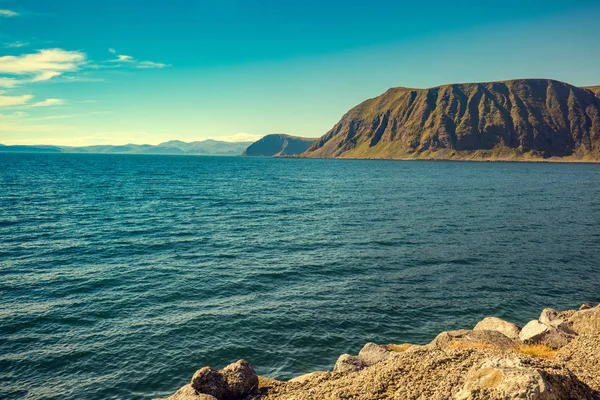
1,153,599,399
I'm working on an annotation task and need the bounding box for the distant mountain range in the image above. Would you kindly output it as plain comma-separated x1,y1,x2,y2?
241,134,317,156
0,140,253,156
303,79,600,161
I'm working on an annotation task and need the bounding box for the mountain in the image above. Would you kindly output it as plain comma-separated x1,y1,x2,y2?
242,134,317,156
303,79,600,161
60,140,252,155
0,144,62,153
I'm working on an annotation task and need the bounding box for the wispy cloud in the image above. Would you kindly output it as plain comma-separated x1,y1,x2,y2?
0,77,20,88
0,94,33,107
31,98,65,107
5,41,28,48
0,9,19,17
137,60,168,69
0,48,86,86
108,49,169,69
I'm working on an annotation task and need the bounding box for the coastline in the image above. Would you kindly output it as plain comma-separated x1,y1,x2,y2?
158,304,600,400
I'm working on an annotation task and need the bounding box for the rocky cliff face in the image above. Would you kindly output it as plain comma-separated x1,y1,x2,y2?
304,79,600,160
242,134,317,157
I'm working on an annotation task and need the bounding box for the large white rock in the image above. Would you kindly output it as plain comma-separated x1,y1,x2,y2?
358,343,393,366
333,354,367,373
455,356,589,400
519,320,570,349
473,317,521,340
519,320,549,343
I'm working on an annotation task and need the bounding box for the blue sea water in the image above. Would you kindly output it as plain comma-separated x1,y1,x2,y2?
1,153,600,399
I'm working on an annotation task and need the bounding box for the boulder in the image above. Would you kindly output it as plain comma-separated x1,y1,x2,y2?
288,371,329,385
190,367,228,399
333,354,368,373
519,320,570,349
430,329,516,351
539,308,570,332
473,317,521,340
257,376,282,389
569,306,600,335
539,308,560,325
160,384,218,400
455,356,596,400
220,360,258,399
579,303,593,311
358,343,394,366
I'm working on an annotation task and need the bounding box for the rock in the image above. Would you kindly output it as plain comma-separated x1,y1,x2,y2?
539,308,571,333
159,384,218,400
220,360,258,399
569,306,600,335
455,356,596,400
358,343,393,366
288,371,329,384
333,354,368,373
539,308,560,325
190,367,228,399
520,320,549,342
579,303,593,310
430,329,516,351
473,317,521,340
257,376,282,389
519,320,571,349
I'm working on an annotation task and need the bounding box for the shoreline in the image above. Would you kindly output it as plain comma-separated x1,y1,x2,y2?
158,304,600,400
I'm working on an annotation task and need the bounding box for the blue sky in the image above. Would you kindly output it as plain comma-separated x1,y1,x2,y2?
0,0,599,146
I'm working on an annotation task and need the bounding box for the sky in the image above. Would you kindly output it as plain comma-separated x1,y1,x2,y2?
0,0,599,146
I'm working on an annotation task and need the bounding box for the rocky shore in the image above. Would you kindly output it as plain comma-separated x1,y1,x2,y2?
158,304,600,400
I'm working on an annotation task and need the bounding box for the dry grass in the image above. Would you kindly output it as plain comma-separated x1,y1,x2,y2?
514,344,557,360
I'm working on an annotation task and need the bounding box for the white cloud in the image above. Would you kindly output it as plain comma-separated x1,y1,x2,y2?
108,51,169,69
6,41,28,48
117,54,134,62
0,9,18,17
108,48,116,54
0,94,33,107
31,98,65,107
137,60,169,69
30,70,63,82
0,77,20,88
0,49,86,85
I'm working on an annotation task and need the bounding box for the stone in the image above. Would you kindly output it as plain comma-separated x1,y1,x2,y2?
160,384,218,400
519,320,549,343
539,308,571,333
257,376,282,389
473,317,521,340
569,306,600,335
579,303,593,310
519,320,571,349
455,356,594,400
288,371,329,384
430,329,516,351
333,354,368,373
190,367,228,399
358,342,393,366
220,360,258,399
539,308,560,324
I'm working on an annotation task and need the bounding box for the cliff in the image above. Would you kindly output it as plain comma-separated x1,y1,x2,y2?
158,304,600,400
242,134,317,157
303,79,600,161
